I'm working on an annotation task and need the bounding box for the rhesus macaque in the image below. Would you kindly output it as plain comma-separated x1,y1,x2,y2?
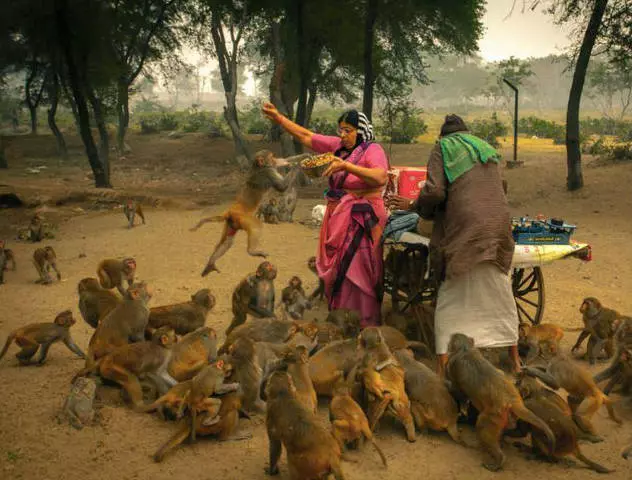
59,376,97,430
221,317,301,354
594,345,632,395
326,308,362,338
148,288,216,336
85,282,152,366
329,377,388,467
265,371,346,479
29,213,43,242
513,375,613,473
446,333,555,472
33,246,61,284
307,256,325,302
153,391,250,463
75,327,178,407
190,149,299,275
0,239,16,285
519,322,564,363
136,379,193,419
0,310,85,365
277,345,317,413
97,257,137,296
260,197,280,224
358,328,416,442
77,277,121,329
309,339,364,397
393,349,464,445
168,326,218,382
226,337,266,413
225,261,277,336
523,354,621,438
281,276,311,320
572,297,621,364
123,199,145,228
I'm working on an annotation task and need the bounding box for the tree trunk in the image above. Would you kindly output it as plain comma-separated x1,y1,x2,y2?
54,0,109,188
28,106,38,135
0,137,7,169
116,79,130,153
566,0,608,191
305,84,318,128
361,0,379,120
46,74,68,158
86,87,110,179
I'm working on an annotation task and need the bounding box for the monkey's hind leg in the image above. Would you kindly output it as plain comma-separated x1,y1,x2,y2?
201,223,235,276
101,363,145,408
242,215,268,258
15,340,39,365
476,411,506,472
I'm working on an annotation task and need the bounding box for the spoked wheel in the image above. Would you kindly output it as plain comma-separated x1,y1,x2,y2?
512,266,545,325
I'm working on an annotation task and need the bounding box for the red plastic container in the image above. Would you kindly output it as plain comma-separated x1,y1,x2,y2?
392,167,427,200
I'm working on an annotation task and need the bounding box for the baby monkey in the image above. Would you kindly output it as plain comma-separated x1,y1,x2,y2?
123,199,146,228
190,149,297,275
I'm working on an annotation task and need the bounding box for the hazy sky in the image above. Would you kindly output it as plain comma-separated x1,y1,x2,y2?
479,0,572,61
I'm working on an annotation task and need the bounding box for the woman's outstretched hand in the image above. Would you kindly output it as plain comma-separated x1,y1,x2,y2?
262,102,280,122
322,158,348,177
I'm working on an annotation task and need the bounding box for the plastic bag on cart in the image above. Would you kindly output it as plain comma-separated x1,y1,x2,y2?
512,242,591,267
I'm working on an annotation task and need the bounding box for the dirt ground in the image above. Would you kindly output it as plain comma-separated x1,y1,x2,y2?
1,133,632,479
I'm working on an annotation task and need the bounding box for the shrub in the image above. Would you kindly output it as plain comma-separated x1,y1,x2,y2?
610,143,632,161
134,109,229,137
240,101,269,135
377,100,428,144
469,112,508,148
310,117,337,136
582,136,610,155
518,116,564,140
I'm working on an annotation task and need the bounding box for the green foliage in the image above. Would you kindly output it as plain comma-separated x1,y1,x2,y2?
310,118,337,136
377,99,428,144
610,143,632,161
239,101,269,135
580,117,632,137
582,136,609,155
469,112,508,148
518,116,565,139
133,109,229,137
133,96,165,114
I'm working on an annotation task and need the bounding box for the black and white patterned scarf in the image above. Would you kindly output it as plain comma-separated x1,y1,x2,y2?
337,109,375,144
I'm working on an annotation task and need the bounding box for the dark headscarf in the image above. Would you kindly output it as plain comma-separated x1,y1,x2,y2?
440,114,468,137
337,110,375,145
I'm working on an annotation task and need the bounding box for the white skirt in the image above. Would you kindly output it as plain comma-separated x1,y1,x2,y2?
434,262,519,355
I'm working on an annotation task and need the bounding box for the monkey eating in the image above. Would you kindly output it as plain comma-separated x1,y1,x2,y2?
0,310,85,365
33,246,61,284
77,278,121,329
96,257,137,296
280,276,311,320
148,288,216,336
225,261,277,336
123,199,146,228
0,239,16,285
307,256,325,302
265,371,346,479
572,297,622,364
519,322,564,364
258,197,281,224
446,333,555,472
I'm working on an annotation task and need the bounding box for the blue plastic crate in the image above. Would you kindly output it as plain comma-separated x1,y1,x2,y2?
511,217,576,245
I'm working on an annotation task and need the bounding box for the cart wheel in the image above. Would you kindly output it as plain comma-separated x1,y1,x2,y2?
512,266,545,325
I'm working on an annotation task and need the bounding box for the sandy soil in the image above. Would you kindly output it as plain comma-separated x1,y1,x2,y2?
1,133,632,479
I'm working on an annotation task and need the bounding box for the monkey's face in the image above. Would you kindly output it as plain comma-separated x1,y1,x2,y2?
123,258,137,275
257,261,277,280
448,333,473,354
307,257,316,272
266,371,296,399
289,276,302,289
580,297,600,315
55,310,76,327
157,328,177,346
359,328,382,350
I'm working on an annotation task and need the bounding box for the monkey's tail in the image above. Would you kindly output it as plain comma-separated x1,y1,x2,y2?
574,449,613,473
0,332,15,361
71,358,102,383
369,437,388,467
153,421,191,463
406,341,432,359
511,403,556,455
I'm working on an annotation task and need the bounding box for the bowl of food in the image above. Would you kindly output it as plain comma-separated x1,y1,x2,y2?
301,153,336,178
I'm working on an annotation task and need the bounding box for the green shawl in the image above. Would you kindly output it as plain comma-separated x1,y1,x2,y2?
439,132,500,183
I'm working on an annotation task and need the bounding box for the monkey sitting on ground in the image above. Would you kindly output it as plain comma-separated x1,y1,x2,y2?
0,239,16,285
190,149,300,275
330,376,388,468
0,310,85,365
123,199,146,228
307,256,325,302
77,278,121,329
225,337,266,414
512,375,613,473
58,376,97,430
523,353,621,438
148,289,216,336
572,297,622,364
97,258,137,296
167,327,218,383
258,197,280,224
446,333,555,472
519,322,564,364
265,371,346,479
225,261,277,336
280,276,311,320
29,213,44,242
137,379,193,420
33,246,61,284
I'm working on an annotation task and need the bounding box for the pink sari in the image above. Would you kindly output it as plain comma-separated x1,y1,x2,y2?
311,134,389,327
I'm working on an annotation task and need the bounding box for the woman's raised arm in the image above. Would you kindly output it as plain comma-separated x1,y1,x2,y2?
262,102,314,149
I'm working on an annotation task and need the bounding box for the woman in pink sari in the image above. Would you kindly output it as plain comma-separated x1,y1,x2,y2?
262,103,388,327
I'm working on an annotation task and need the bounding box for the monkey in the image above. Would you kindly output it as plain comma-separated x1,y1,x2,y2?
309,338,365,397
519,322,564,364
136,379,193,419
226,337,266,413
260,197,280,224
0,239,16,285
147,288,216,336
29,213,43,242
0,310,85,365
220,317,301,354
225,261,277,336
593,345,632,395
85,282,152,367
59,376,97,430
329,376,388,468
265,371,346,479
325,308,362,338
393,348,464,445
167,326,218,382
190,149,299,275
77,277,121,329
280,276,311,320
278,345,317,413
522,354,621,438
446,333,556,472
572,297,621,364
33,246,61,284
512,375,613,473
307,256,325,302
310,322,344,351
152,391,251,463
123,199,145,228
74,327,177,407
96,258,137,296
